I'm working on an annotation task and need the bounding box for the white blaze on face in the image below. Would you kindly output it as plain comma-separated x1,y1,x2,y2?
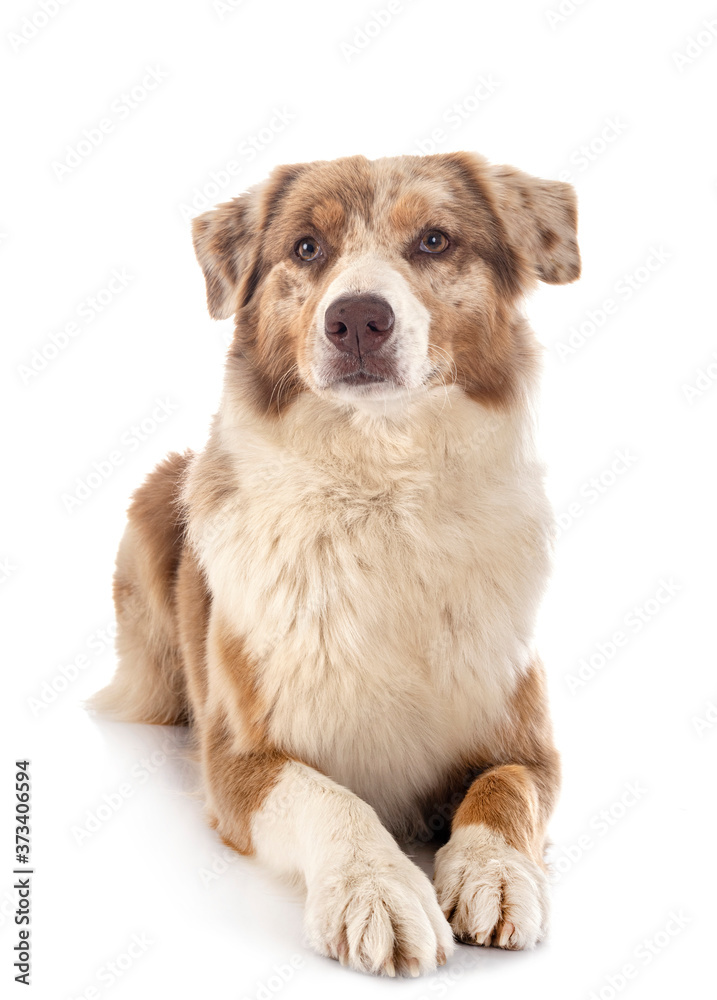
309,253,432,403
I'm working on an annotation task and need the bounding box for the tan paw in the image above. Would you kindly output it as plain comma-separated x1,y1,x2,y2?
434,824,548,949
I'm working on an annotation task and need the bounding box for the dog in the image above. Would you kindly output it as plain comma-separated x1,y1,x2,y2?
91,151,580,977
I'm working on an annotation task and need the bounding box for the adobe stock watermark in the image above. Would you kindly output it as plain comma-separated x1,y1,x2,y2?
340,0,418,62
7,0,72,53
61,397,179,514
71,734,179,846
177,107,296,224
587,910,690,1000
411,941,484,1000
681,350,717,404
26,620,117,717
17,268,133,385
407,773,475,848
52,66,169,180
198,846,240,888
213,0,246,20
565,577,682,694
672,15,717,72
548,781,647,885
240,956,304,1000
691,697,717,737
554,116,628,185
553,245,671,361
411,76,501,156
554,448,637,539
67,932,153,999
0,556,17,585
544,0,591,30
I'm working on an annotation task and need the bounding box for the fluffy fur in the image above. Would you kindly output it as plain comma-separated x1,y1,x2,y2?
91,151,580,977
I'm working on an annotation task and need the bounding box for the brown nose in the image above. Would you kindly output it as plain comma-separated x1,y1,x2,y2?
324,294,395,356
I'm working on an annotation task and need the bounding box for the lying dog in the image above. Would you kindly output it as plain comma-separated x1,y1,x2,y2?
92,151,580,977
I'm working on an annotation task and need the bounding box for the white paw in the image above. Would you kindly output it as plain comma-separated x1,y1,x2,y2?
434,824,549,949
305,846,456,976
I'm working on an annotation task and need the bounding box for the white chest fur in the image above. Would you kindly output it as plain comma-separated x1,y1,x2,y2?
188,387,552,836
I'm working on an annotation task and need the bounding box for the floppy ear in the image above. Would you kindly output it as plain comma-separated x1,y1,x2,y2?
191,164,307,320
487,164,581,285
191,195,256,320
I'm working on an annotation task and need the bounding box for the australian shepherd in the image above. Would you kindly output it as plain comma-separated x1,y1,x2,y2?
92,151,580,977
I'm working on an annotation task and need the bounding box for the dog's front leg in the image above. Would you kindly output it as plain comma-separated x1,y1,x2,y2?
433,762,553,949
433,661,561,951
200,720,455,977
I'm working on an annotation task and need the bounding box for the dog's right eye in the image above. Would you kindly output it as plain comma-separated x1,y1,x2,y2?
295,237,323,262
419,230,450,254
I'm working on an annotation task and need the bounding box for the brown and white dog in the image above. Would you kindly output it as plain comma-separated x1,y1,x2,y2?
92,151,580,977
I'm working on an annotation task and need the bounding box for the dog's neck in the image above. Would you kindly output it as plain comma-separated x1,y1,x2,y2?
216,374,542,490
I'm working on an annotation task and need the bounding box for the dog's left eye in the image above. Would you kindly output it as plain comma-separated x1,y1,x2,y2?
295,237,323,261
419,230,450,254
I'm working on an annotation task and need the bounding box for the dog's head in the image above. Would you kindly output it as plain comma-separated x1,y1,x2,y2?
192,153,580,414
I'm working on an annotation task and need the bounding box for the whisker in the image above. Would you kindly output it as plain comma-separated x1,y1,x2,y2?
270,364,301,420
425,346,458,414
428,345,458,387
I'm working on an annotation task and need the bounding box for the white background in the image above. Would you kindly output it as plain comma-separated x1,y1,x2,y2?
2,0,716,998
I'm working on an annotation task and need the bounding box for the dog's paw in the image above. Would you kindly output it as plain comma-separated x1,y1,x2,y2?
433,824,548,950
304,848,456,976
